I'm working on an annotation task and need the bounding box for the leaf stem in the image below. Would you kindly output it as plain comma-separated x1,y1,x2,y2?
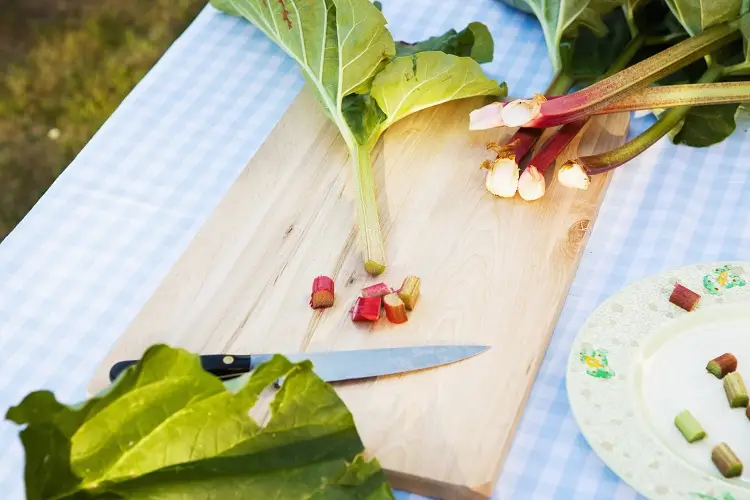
603,34,646,78
502,19,741,127
588,81,750,113
722,61,750,77
546,71,576,97
353,146,386,275
571,63,724,176
644,33,688,46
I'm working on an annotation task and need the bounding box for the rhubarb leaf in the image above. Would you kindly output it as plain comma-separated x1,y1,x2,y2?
210,0,394,141
371,52,507,130
211,0,504,274
560,8,632,81
396,22,494,63
672,104,740,147
7,345,393,500
343,51,506,147
664,0,743,36
495,0,626,72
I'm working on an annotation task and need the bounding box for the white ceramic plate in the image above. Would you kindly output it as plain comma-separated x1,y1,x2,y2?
567,262,750,500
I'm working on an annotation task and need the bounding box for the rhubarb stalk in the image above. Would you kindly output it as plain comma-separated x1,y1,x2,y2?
562,63,724,181
480,20,741,128
310,276,335,309
518,120,587,201
354,147,386,275
351,296,382,322
583,81,750,114
479,71,575,197
519,35,645,200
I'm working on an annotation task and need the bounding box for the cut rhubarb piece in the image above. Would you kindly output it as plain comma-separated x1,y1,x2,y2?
384,293,408,324
397,276,421,311
707,353,738,379
351,296,382,322
310,276,335,309
361,282,392,298
724,372,749,408
712,443,743,478
673,410,706,443
669,283,701,311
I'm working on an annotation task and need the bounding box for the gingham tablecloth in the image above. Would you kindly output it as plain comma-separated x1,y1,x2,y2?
1,1,749,498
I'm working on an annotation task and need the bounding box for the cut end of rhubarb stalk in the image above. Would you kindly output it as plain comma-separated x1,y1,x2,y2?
469,102,505,130
707,353,738,379
712,443,743,478
364,260,386,276
669,283,701,311
397,276,420,311
384,293,408,324
310,276,335,309
517,165,546,201
485,157,519,198
501,94,545,127
361,282,392,298
724,372,749,408
674,409,706,443
351,296,382,322
558,161,591,190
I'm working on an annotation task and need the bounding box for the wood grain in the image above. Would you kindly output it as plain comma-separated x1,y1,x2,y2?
89,86,629,499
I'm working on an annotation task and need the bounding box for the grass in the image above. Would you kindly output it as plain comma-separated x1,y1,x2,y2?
0,0,206,241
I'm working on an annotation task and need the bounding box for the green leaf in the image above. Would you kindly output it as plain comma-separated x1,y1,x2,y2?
210,0,394,130
672,103,740,146
495,0,626,72
7,345,393,500
210,0,504,273
395,22,494,63
560,8,632,81
664,0,743,36
370,51,507,132
342,93,386,146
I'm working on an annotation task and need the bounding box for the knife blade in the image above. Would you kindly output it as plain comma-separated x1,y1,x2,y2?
108,344,489,383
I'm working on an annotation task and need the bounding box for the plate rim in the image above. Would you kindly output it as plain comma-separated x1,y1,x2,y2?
566,261,750,500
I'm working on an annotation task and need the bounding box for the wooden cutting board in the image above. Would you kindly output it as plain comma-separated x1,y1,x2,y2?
89,86,629,499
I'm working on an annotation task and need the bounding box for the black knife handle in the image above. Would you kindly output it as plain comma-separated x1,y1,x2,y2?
109,354,253,382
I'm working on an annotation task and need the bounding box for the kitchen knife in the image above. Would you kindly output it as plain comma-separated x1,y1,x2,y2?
109,344,489,383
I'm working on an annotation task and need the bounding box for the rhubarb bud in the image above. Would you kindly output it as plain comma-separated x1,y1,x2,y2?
669,283,701,311
383,293,408,324
501,94,546,127
517,166,546,201
707,353,738,379
558,161,591,190
310,276,334,309
361,282,392,298
484,157,519,198
351,296,381,322
397,276,420,310
469,102,504,130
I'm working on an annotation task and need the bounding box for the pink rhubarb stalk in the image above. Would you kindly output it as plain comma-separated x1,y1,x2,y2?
517,120,588,200
478,72,575,197
480,19,741,128
310,276,335,309
559,63,725,187
361,282,392,298
584,81,750,114
351,296,382,322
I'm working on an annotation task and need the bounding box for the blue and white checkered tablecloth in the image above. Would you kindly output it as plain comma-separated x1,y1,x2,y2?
1,1,749,498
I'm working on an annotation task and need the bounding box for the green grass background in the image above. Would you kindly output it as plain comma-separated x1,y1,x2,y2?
0,0,205,241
